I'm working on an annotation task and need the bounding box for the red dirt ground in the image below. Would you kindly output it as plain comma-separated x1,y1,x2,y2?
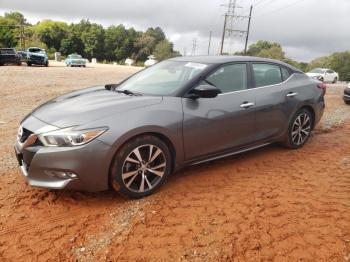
0,63,349,261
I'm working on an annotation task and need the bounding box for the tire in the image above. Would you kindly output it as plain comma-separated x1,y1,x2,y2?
45,61,48,67
333,77,338,84
284,108,314,149
320,77,324,82
345,100,350,105
27,62,32,66
110,135,172,199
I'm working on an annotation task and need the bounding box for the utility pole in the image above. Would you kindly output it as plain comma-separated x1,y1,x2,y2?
191,39,197,56
220,15,227,55
208,31,212,55
183,47,187,57
244,5,253,54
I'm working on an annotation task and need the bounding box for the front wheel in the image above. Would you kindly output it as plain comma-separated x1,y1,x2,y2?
110,135,172,199
333,77,338,84
284,109,313,149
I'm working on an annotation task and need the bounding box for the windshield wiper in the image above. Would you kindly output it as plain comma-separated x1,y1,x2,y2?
115,89,142,96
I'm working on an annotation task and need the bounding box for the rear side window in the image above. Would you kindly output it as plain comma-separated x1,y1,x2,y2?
281,67,291,81
206,63,247,93
253,63,282,88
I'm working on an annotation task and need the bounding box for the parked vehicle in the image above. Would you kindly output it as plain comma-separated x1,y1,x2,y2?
17,51,28,63
306,68,338,83
344,83,350,105
15,56,325,198
65,54,86,67
26,47,49,67
0,48,21,66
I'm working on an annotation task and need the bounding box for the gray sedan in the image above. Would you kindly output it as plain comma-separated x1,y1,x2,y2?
15,56,325,198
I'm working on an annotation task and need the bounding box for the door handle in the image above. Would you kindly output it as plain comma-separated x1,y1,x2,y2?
240,102,255,109
286,92,298,98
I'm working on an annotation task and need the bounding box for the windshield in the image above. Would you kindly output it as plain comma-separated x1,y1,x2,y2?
28,48,46,54
70,54,82,59
117,60,208,96
309,68,325,74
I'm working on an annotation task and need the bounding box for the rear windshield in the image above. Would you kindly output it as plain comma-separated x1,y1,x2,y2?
0,49,15,54
309,68,325,74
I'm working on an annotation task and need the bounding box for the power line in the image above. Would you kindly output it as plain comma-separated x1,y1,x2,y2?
256,0,305,17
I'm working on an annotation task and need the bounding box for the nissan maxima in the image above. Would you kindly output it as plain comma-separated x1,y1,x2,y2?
15,56,325,198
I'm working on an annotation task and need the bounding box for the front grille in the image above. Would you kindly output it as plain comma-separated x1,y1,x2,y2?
31,55,44,63
20,128,33,143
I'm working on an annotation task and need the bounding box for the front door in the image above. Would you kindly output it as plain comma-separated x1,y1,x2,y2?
182,63,256,161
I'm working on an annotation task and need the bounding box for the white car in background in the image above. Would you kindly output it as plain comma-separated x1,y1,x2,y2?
306,68,339,83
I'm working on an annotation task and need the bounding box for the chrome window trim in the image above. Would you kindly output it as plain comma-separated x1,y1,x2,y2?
218,73,296,96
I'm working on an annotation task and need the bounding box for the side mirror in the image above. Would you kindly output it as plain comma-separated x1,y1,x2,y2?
188,84,221,99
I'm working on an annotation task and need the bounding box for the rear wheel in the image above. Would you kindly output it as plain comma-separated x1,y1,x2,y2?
333,77,338,84
110,135,172,199
45,61,48,67
27,62,32,66
284,109,313,149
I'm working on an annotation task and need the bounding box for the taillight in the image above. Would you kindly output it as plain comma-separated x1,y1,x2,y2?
317,83,327,95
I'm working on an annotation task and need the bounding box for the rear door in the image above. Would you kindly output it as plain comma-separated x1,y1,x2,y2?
182,63,257,161
251,63,300,141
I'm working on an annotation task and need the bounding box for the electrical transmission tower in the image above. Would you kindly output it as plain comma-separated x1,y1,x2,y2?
220,0,252,55
191,39,197,56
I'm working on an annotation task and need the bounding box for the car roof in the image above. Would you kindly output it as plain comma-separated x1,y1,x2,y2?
170,55,302,72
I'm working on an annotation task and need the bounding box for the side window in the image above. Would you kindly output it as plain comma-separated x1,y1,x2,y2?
281,67,291,81
327,70,334,74
253,63,283,88
206,64,247,93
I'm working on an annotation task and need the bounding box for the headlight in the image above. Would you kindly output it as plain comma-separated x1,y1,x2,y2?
38,127,108,147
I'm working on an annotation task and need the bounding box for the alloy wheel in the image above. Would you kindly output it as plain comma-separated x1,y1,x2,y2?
121,144,167,193
291,113,312,146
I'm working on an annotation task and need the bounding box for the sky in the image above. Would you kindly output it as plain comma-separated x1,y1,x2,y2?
0,0,349,62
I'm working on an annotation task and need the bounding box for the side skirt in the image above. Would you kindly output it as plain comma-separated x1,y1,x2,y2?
188,143,271,166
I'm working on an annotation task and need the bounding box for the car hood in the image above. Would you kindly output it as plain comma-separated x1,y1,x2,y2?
31,86,163,128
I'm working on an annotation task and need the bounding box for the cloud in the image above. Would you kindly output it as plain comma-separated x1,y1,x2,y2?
0,0,349,61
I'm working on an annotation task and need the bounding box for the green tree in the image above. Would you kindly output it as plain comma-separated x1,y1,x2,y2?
145,27,165,43
0,16,18,47
245,40,285,60
133,34,156,61
154,40,179,61
81,23,105,60
34,20,69,50
4,12,26,25
59,33,84,56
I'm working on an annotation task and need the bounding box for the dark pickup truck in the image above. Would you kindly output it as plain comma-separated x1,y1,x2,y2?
0,48,21,66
